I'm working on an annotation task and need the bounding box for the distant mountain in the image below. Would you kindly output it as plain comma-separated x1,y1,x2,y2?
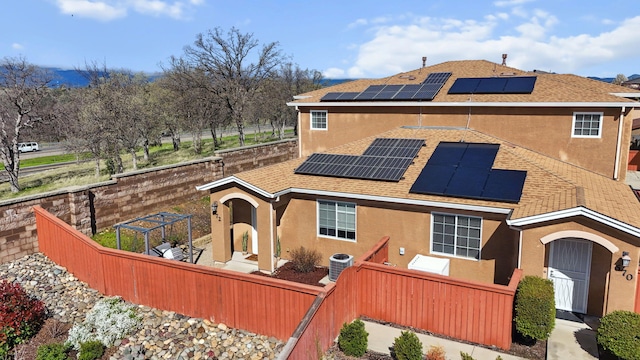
320,78,356,87
588,74,639,84
46,68,162,87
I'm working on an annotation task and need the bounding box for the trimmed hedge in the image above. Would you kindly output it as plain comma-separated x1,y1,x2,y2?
514,276,555,341
338,319,368,357
597,310,640,360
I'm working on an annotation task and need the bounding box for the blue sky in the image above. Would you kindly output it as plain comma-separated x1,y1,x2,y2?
2,0,639,78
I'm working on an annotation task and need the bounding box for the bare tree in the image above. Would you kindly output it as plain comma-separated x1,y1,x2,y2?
182,27,284,146
613,74,628,85
0,57,54,192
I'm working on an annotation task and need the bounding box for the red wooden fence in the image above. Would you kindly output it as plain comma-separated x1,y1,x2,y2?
35,207,520,358
34,206,320,340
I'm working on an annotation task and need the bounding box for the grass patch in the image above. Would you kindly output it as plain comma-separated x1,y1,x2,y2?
0,130,295,200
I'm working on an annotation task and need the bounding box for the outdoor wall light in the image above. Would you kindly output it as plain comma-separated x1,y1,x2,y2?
211,201,218,215
621,251,632,268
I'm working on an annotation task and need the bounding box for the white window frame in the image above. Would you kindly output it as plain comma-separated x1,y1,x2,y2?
430,212,482,261
571,112,603,138
310,110,328,130
317,199,356,242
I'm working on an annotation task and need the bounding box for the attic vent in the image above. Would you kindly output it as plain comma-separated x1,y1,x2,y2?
329,253,354,281
399,75,416,80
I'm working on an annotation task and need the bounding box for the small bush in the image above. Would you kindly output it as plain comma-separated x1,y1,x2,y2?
514,276,555,341
290,246,322,273
0,280,46,356
66,297,141,350
392,330,423,360
36,342,70,360
78,340,105,360
338,319,368,357
596,310,640,360
425,345,445,360
460,352,475,360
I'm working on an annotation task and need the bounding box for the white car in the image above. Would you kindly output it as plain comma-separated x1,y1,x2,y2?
18,142,39,153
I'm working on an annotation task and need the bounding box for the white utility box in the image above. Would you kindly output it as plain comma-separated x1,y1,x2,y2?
408,254,450,276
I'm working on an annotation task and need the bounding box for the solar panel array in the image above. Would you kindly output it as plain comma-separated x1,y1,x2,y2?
295,138,425,182
448,76,536,94
320,72,451,102
409,142,527,203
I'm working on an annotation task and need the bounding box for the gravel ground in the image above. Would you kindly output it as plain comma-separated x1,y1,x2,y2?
0,253,283,359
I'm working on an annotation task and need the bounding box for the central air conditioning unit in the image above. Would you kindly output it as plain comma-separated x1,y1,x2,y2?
329,253,354,281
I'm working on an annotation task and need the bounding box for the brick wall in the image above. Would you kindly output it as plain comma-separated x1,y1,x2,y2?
0,139,298,264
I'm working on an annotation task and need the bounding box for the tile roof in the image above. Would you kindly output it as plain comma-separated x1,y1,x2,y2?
292,60,640,104
233,126,640,230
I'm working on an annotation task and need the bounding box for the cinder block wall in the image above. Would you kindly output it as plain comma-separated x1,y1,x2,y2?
0,139,298,264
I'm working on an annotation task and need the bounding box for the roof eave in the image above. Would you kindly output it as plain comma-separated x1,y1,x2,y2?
506,206,640,238
286,101,637,108
196,176,275,199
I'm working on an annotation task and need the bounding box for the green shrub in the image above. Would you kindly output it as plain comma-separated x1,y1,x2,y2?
36,342,70,360
392,330,423,360
0,280,46,356
597,310,640,360
460,352,475,360
514,276,555,341
290,246,322,273
338,319,368,357
78,340,105,360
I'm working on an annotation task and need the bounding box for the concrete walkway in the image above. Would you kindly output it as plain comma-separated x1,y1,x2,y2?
546,315,600,360
364,320,525,360
625,170,640,189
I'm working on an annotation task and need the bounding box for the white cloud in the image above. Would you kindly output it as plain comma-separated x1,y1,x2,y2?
56,0,126,21
347,18,368,29
54,0,204,21
334,6,639,78
493,0,533,7
11,43,24,50
323,67,346,78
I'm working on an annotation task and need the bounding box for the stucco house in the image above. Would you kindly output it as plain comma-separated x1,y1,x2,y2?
197,59,640,317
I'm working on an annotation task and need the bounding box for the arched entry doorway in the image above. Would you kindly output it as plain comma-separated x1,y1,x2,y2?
541,231,618,314
220,193,259,256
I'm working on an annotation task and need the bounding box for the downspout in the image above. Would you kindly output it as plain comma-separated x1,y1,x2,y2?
296,106,302,158
270,201,275,273
517,230,523,269
614,106,626,180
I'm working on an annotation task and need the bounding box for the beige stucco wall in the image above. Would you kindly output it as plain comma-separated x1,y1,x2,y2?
209,186,277,272
519,218,640,316
298,106,632,179
276,195,518,285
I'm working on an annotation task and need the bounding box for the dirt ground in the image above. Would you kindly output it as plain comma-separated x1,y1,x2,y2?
251,261,329,287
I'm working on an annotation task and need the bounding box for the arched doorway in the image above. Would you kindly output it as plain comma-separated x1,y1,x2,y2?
541,230,618,314
220,193,259,257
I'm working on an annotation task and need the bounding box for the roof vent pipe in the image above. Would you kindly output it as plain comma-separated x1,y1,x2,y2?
502,54,507,66
422,56,427,68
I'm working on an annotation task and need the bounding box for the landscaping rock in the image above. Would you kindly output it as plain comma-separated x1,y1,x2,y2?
0,253,283,359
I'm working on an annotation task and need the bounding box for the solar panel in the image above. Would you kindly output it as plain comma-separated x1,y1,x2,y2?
409,142,527,203
481,169,527,202
410,164,456,195
337,92,361,100
448,76,537,94
295,138,424,182
412,83,444,101
321,92,343,101
390,85,419,100
458,143,499,169
474,78,508,94
355,85,385,100
503,76,536,94
373,85,403,100
448,78,481,94
423,72,452,85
